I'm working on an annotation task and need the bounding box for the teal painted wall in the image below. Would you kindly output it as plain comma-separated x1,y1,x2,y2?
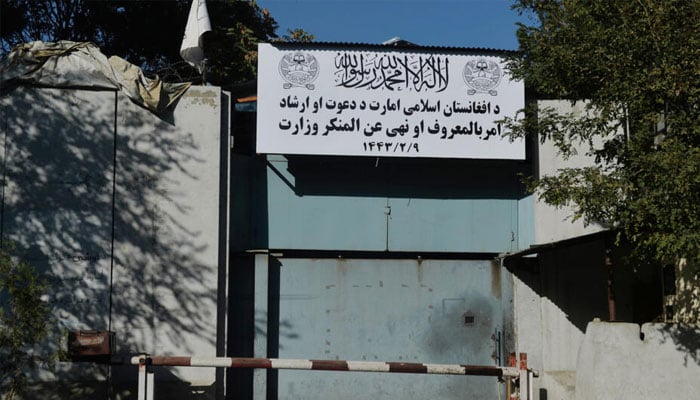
518,194,536,251
228,118,533,400
274,258,513,400
243,155,530,253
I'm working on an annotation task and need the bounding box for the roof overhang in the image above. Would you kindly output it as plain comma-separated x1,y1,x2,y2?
501,230,614,271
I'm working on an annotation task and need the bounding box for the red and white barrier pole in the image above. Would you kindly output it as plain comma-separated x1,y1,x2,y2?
122,355,520,378
127,355,523,400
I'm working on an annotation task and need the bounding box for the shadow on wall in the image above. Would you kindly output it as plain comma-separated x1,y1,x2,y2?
21,367,216,400
506,234,700,376
0,85,217,383
111,89,216,358
659,324,700,367
226,254,300,399
504,236,662,334
281,155,529,200
505,239,611,333
660,258,700,366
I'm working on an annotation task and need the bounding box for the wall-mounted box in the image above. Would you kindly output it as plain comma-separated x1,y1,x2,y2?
67,330,115,361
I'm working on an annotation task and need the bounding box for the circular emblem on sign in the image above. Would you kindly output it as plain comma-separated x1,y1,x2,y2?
463,58,502,96
279,52,319,90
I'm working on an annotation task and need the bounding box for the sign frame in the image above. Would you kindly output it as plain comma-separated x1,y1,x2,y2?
256,43,524,160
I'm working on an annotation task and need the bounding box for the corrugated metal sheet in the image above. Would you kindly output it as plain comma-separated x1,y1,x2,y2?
267,41,519,56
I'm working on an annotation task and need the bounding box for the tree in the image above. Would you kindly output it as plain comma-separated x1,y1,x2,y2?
506,0,700,268
275,28,316,43
203,0,279,85
0,247,52,400
0,0,284,85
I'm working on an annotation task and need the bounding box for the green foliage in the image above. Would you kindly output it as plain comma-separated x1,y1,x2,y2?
0,247,52,400
506,0,700,266
0,0,286,85
274,28,316,43
204,0,279,85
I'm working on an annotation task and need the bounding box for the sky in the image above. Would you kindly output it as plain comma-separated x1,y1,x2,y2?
257,0,534,51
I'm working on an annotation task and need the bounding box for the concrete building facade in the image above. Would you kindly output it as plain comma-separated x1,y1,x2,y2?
2,43,698,400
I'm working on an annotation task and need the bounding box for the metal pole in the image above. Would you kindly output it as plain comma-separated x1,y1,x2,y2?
605,248,617,321
518,352,528,400
519,369,528,400
137,356,147,400
125,354,527,399
120,355,519,378
146,371,154,400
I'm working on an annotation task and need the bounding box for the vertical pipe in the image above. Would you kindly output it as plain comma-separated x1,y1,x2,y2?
107,90,119,400
146,371,154,400
253,253,269,400
605,248,616,321
519,370,528,400
496,330,502,367
507,352,516,400
216,90,232,400
138,359,146,400
519,353,528,400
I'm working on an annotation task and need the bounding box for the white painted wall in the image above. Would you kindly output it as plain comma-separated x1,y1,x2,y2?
111,86,225,391
0,85,229,399
513,100,697,400
533,100,606,244
513,100,609,399
576,322,700,400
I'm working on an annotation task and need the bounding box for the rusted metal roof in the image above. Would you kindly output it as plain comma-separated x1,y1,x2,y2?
236,95,257,103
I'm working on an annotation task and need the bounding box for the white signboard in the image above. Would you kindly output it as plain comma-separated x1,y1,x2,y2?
256,43,524,159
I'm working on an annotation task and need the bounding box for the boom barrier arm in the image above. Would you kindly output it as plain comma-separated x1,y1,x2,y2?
111,354,534,400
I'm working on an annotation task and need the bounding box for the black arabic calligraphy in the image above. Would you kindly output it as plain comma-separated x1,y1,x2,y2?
334,52,449,92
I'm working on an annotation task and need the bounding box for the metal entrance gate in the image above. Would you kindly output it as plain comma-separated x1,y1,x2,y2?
234,255,515,400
